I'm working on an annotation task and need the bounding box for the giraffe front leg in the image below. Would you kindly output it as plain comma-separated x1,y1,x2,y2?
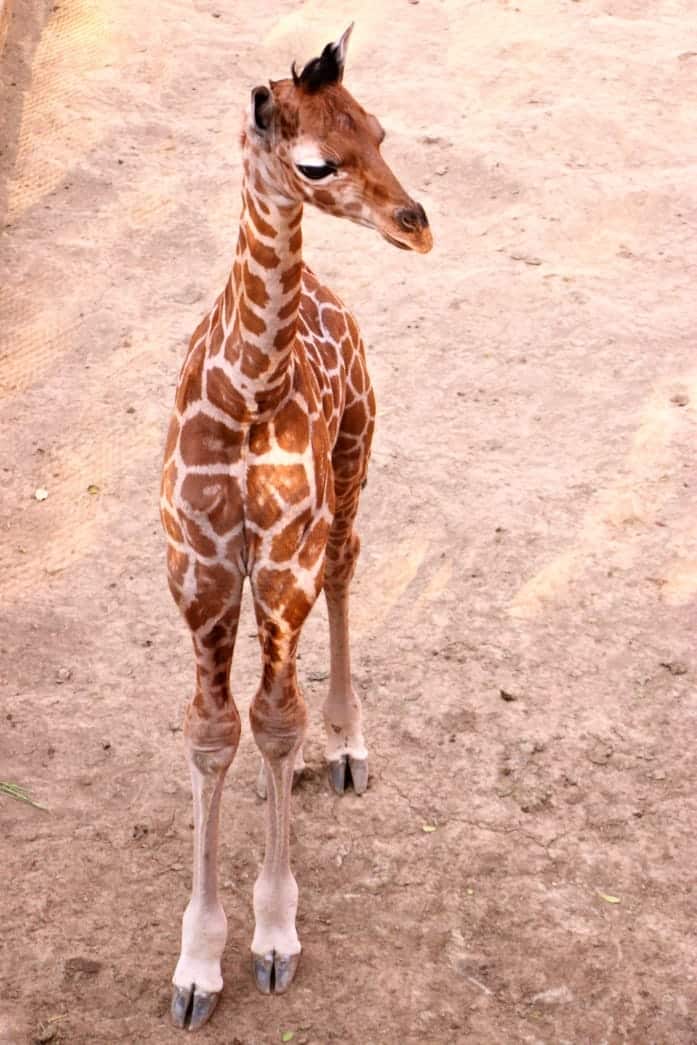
169,594,242,1032
254,746,307,800
250,736,304,994
249,612,310,994
323,530,368,795
171,739,238,1031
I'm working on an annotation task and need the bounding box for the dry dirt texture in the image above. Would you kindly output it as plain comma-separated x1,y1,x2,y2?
2,2,697,1043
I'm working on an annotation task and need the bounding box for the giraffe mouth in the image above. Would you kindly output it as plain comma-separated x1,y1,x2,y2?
380,226,434,255
381,231,412,251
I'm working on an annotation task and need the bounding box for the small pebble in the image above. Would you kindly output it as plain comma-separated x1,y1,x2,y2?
660,660,688,675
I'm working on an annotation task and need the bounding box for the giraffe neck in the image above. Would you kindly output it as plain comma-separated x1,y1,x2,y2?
216,160,303,419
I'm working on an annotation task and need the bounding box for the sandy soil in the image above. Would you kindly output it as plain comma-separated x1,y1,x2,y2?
2,1,697,1042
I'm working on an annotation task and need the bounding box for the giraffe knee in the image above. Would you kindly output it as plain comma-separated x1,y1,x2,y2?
347,531,361,560
184,700,242,753
250,688,308,762
186,742,238,776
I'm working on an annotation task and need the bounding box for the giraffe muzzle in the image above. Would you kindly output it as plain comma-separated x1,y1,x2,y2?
384,201,433,254
394,203,428,233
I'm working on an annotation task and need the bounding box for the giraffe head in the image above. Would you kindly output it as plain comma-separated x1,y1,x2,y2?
246,26,433,254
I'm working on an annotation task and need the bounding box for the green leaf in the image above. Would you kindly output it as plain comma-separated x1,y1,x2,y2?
281,1033,294,1043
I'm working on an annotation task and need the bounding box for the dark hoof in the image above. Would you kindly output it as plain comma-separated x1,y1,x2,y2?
171,984,219,1031
328,755,368,796
252,951,300,995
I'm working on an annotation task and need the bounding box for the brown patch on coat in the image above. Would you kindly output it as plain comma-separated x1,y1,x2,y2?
271,508,312,562
243,262,270,309
350,355,366,394
166,545,189,600
175,339,205,410
298,517,329,569
314,188,335,208
239,295,267,336
181,472,243,536
161,506,184,544
275,397,310,452
247,233,280,269
181,515,217,558
180,409,244,465
310,422,332,502
194,560,235,604
255,567,313,630
289,227,302,253
246,463,310,528
281,261,302,293
322,306,347,344
240,341,271,380
299,288,320,331
208,320,224,357
246,192,277,239
163,416,179,461
340,398,368,437
161,458,178,501
250,423,272,456
206,366,251,422
274,321,296,351
278,290,301,321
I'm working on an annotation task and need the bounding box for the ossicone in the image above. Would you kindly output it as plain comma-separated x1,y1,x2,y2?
292,24,354,93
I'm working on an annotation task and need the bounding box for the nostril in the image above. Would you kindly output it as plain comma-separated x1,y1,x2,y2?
395,205,428,232
395,207,419,232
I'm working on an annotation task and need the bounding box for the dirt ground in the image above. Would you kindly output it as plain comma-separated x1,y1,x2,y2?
1,1,697,1042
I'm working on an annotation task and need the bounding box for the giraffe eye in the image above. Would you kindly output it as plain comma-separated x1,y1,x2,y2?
296,162,338,181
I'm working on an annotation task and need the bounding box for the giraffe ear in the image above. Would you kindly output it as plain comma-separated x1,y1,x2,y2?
251,85,275,133
331,23,354,82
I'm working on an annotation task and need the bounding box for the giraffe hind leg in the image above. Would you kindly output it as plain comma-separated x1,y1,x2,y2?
248,566,323,994
323,526,369,795
321,349,375,794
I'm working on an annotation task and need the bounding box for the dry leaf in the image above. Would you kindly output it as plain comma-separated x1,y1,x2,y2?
422,824,437,833
598,892,621,904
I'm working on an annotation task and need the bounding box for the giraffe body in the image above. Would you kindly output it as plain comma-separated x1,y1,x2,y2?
160,27,431,1030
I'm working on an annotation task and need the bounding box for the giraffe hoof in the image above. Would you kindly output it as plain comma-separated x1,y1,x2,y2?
170,983,219,1031
252,951,300,994
348,755,369,794
328,754,368,795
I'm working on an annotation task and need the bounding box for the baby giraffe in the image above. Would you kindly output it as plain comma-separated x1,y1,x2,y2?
160,26,432,1031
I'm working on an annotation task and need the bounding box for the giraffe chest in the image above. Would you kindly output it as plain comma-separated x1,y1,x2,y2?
166,358,336,583
242,382,334,571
